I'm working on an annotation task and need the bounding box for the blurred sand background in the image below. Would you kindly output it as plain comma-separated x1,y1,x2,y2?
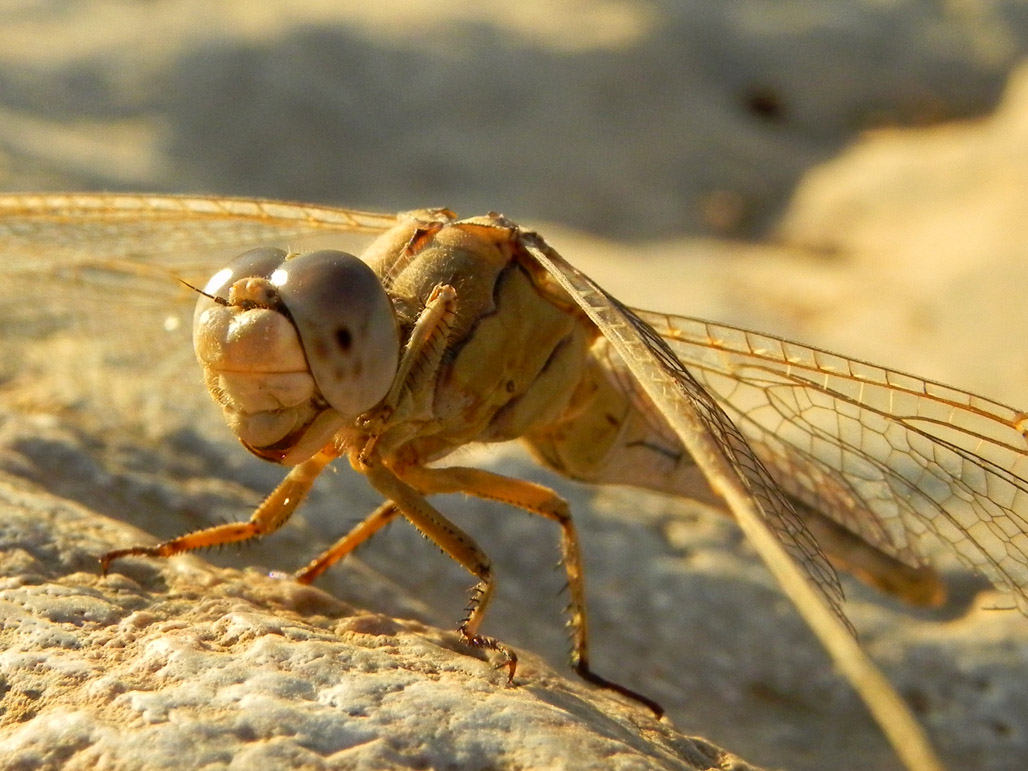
3,1,1028,394
4,1,1028,769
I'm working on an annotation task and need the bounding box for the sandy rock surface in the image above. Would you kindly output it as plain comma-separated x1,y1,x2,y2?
3,3,1028,771
0,475,764,771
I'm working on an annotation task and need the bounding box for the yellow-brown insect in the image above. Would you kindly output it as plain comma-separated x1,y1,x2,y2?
6,194,1028,771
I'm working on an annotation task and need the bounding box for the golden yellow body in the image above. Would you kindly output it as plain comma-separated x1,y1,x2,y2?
99,207,954,723
14,194,1013,771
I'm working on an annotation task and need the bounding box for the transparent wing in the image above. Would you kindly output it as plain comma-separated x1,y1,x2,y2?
520,231,943,771
0,193,397,438
518,231,848,620
633,311,1028,612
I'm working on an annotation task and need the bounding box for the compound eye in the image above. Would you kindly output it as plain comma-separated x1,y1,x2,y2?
275,250,399,417
194,247,288,321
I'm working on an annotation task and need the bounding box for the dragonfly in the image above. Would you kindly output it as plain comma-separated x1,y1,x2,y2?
3,194,1027,771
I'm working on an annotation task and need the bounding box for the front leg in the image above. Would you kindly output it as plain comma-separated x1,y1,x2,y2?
100,447,340,573
357,282,457,451
294,500,401,584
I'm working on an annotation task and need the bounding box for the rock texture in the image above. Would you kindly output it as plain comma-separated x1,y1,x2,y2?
0,477,761,771
3,4,1028,771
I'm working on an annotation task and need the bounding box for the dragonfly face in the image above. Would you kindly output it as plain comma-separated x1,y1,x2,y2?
194,246,400,464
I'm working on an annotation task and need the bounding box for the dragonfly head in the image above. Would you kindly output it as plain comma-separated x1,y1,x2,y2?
192,247,400,464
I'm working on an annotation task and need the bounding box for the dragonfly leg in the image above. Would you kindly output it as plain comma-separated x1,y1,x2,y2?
295,285,461,580
399,463,664,717
357,282,457,448
357,457,517,682
293,500,401,584
100,446,339,573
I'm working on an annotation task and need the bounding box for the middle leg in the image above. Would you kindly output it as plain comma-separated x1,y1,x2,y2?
355,458,518,681
399,463,664,716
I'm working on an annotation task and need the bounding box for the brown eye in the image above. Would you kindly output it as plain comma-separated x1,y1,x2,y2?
273,250,399,416
200,247,288,301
